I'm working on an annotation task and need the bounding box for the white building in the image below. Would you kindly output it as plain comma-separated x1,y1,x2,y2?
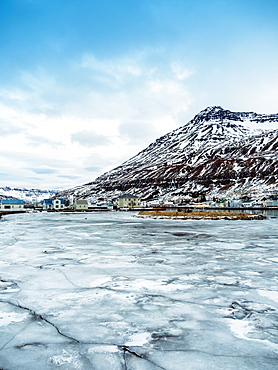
0,199,25,210
43,199,66,210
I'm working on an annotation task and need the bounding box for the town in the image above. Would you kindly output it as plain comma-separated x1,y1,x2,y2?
0,193,278,214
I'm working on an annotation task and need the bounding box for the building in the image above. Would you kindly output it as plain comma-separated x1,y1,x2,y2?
242,199,264,207
118,194,140,209
147,200,162,208
75,199,89,210
0,199,25,210
43,199,65,210
263,199,278,207
225,199,243,207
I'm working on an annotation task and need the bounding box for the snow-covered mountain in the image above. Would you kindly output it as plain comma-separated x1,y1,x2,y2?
0,186,57,201
58,106,278,201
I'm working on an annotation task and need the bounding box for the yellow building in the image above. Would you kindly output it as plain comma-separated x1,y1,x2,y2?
75,199,89,210
118,194,140,209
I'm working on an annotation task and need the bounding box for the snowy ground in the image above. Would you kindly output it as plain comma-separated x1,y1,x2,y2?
0,211,278,370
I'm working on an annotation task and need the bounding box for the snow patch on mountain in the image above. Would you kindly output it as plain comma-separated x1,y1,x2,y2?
0,186,57,201
57,106,278,201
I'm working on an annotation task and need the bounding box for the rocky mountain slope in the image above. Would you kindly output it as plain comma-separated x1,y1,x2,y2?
58,106,278,201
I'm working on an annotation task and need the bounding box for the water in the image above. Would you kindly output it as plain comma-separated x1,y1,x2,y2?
0,212,277,369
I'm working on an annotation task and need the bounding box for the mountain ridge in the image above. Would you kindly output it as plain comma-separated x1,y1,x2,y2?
0,186,57,201
57,106,278,201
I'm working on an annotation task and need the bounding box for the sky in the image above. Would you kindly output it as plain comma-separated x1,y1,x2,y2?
1,0,278,190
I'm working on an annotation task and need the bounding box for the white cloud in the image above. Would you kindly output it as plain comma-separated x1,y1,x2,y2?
25,135,62,148
71,130,110,147
0,50,193,189
171,62,193,80
81,54,144,83
0,119,22,136
118,121,158,144
27,166,57,175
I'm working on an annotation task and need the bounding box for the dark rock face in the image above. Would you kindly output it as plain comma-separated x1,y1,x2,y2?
58,106,278,200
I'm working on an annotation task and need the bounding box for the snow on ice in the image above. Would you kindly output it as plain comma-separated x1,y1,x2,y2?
0,211,277,369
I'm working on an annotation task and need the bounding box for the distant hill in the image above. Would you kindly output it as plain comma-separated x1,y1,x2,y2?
57,106,278,201
0,186,57,201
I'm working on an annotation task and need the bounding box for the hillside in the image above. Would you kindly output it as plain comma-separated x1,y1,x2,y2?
57,106,278,201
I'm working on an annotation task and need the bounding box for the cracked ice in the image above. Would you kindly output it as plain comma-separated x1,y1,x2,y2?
0,211,278,369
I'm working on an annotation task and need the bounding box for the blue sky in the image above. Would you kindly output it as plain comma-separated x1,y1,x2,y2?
1,0,278,189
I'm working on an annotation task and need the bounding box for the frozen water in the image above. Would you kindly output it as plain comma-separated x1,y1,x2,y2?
0,211,278,369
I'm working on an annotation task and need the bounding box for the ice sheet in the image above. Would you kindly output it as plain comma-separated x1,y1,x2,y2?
0,212,277,369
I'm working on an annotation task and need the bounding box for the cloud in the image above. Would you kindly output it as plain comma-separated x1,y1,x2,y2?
0,50,194,189
0,119,22,136
84,166,102,172
58,175,80,179
77,51,193,121
27,167,57,174
0,172,16,181
71,130,110,147
0,69,61,116
0,149,68,167
81,53,144,85
26,135,62,148
118,121,158,144
171,62,193,80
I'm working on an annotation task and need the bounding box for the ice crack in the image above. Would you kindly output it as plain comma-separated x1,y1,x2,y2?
57,268,78,288
0,299,80,344
120,345,167,370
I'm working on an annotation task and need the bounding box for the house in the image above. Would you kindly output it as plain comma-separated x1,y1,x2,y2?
242,199,264,207
43,199,65,210
0,199,25,210
118,194,140,209
148,200,158,207
164,200,175,207
263,199,278,207
75,199,89,210
225,199,243,207
217,200,227,207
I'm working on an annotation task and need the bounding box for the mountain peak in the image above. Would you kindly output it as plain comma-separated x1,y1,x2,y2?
195,106,278,123
57,107,278,201
178,106,254,142
199,106,224,114
192,106,242,124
